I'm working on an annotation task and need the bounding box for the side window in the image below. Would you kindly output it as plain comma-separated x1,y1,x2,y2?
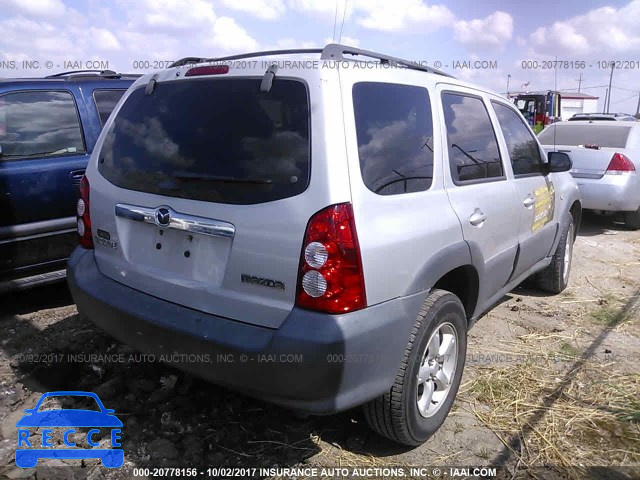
93,89,126,126
353,82,434,195
492,101,543,176
0,90,85,160
442,93,503,183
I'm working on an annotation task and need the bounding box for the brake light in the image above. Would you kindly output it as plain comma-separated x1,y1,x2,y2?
295,203,366,314
184,65,229,77
77,176,93,248
606,153,635,174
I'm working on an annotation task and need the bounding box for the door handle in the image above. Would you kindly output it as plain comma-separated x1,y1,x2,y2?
469,208,486,226
523,195,536,208
69,170,86,184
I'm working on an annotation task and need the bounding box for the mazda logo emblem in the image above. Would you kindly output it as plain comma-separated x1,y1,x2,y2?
155,207,171,226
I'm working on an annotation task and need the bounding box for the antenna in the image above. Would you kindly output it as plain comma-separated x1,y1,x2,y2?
552,55,558,155
338,0,348,43
332,0,338,42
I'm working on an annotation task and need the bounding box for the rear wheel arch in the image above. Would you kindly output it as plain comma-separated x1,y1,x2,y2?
403,242,482,322
432,265,479,321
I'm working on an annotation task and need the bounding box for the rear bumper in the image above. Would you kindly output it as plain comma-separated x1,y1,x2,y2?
67,248,424,414
574,174,640,212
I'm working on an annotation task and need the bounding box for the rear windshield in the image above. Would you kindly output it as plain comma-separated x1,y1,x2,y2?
98,78,310,204
539,124,631,148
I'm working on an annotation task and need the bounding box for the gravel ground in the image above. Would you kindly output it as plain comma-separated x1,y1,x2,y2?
0,212,638,480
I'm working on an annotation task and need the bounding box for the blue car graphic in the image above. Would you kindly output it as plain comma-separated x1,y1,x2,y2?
15,391,124,468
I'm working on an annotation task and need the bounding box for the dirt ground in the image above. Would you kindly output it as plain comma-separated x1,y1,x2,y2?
0,211,638,480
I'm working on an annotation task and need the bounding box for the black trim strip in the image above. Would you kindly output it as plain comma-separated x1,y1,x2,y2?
0,217,76,241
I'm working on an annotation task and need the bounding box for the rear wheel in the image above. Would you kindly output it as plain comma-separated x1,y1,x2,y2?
363,289,467,446
537,213,574,294
624,208,640,230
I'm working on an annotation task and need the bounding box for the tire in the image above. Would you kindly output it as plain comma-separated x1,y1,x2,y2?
363,289,467,446
536,213,574,294
624,208,640,230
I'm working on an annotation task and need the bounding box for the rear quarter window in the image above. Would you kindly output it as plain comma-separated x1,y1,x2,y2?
98,77,310,205
352,82,434,195
93,89,127,126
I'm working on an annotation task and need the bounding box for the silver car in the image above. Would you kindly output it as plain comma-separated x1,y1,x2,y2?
67,44,581,446
568,113,637,122
539,121,640,229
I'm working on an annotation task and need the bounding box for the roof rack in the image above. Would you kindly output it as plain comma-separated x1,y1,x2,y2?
46,69,114,78
320,44,453,77
44,70,141,80
168,57,209,68
170,49,323,68
170,43,454,78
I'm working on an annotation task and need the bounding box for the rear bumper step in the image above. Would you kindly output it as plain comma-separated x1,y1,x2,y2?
0,269,66,293
67,248,424,414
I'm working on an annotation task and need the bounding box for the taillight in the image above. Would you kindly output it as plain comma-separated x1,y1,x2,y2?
77,176,93,249
184,65,229,77
606,153,635,174
295,203,366,314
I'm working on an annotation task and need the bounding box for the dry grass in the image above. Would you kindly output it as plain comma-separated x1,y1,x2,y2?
460,308,640,479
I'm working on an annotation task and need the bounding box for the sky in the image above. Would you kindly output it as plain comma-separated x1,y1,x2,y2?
1,0,639,113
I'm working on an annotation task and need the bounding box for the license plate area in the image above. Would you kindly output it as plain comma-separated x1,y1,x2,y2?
124,222,231,285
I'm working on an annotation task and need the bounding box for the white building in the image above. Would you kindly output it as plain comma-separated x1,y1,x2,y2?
560,93,599,121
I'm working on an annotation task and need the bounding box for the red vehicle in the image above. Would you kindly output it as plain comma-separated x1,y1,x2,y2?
513,91,562,134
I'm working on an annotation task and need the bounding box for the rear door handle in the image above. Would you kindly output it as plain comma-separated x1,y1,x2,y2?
70,170,86,184
523,195,535,208
469,208,486,226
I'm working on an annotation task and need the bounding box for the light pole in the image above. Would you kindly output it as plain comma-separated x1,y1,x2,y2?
507,74,511,96
606,61,614,113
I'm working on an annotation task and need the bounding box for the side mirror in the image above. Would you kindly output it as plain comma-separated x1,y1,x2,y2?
545,151,572,173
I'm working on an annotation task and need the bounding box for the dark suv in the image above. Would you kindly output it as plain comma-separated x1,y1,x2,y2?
0,70,139,292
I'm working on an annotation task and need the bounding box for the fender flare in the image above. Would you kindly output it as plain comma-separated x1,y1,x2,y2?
404,241,483,297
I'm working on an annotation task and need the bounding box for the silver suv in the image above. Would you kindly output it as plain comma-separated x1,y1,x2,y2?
68,44,582,446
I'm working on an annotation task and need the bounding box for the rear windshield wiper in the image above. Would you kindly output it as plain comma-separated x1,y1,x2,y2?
173,172,273,184
1,148,80,159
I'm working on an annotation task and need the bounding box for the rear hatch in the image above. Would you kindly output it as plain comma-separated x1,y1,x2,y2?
88,68,339,329
539,123,633,178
